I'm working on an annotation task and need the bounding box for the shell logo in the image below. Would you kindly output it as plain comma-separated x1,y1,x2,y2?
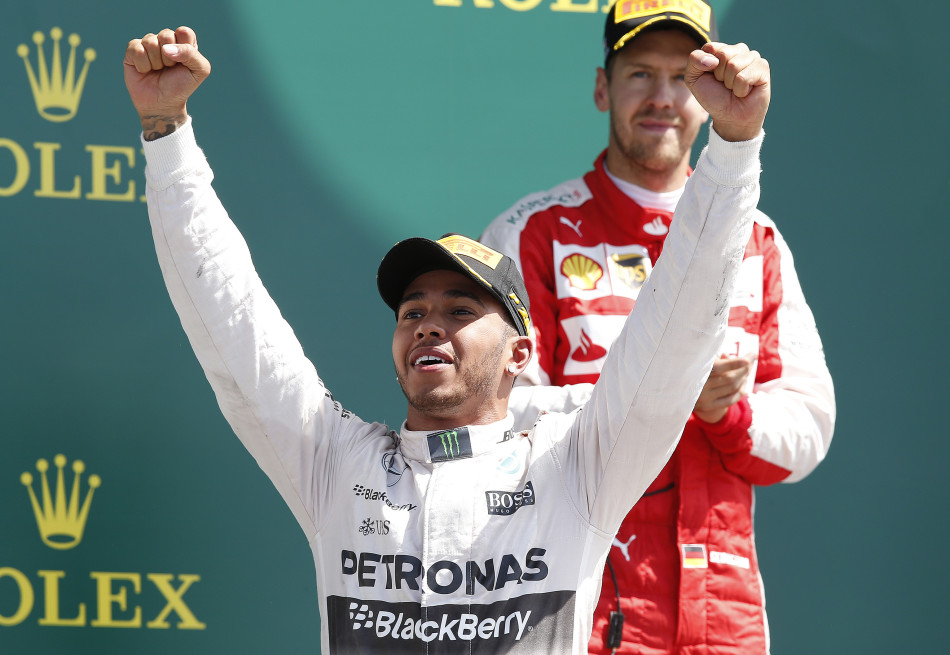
561,254,602,290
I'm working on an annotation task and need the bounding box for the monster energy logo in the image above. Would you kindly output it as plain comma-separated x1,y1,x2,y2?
426,427,473,462
440,431,460,456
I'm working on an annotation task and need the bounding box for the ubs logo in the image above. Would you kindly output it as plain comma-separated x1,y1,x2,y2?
358,518,390,536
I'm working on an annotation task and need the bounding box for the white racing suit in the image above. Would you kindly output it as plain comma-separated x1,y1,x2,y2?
142,119,761,654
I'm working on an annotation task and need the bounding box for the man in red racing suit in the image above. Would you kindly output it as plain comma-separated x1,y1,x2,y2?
480,3,835,654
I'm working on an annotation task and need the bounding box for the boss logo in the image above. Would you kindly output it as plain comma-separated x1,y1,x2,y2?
485,481,535,516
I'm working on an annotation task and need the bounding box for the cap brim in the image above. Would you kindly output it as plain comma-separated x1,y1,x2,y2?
609,20,711,61
377,238,478,313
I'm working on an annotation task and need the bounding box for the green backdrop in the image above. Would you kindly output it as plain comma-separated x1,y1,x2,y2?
1,0,946,652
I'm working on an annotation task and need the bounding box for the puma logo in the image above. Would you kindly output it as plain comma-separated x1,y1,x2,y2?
559,216,583,237
612,534,637,562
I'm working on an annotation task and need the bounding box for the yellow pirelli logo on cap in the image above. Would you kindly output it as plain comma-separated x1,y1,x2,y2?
438,235,504,269
615,0,712,31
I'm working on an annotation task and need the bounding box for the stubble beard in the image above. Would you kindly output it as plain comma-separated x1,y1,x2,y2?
610,110,693,177
397,338,508,421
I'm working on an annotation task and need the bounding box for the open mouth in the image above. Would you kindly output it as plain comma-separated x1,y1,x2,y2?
414,354,448,367
411,351,454,371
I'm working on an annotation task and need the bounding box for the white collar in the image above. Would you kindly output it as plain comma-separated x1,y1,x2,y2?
397,415,517,463
603,164,684,213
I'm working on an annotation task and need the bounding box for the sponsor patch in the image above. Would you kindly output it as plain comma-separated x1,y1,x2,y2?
427,427,473,462
552,241,651,301
682,544,708,569
438,235,504,269
340,547,548,595
561,253,603,291
560,314,627,377
358,518,391,536
495,450,522,476
381,451,409,487
501,182,591,226
352,483,418,512
485,481,535,516
609,250,652,295
710,550,751,569
612,534,636,562
327,590,576,651
559,216,584,237
642,215,668,236
569,327,607,364
615,0,712,31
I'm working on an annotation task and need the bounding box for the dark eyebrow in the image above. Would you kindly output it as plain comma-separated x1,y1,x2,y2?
398,291,426,309
623,59,688,74
398,289,487,310
445,289,486,306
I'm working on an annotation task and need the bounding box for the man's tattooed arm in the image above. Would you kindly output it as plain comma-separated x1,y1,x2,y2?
141,114,187,142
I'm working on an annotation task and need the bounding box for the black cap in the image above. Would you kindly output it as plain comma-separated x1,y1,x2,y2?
377,234,531,337
604,0,718,65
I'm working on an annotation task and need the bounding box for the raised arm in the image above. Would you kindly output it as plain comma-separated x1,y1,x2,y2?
569,42,773,534
124,26,209,140
124,28,357,540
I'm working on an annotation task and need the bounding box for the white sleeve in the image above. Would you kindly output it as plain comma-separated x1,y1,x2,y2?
562,129,763,535
142,119,357,539
507,382,594,431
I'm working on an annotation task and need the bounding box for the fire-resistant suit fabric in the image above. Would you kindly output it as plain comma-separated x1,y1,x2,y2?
480,150,835,655
141,119,762,654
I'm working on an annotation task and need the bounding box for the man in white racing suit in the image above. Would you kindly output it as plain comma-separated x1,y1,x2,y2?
124,25,771,654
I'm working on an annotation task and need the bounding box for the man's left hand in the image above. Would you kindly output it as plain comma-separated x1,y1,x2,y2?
685,42,770,142
693,354,755,423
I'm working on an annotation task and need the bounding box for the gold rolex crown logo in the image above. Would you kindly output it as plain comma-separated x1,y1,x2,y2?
21,454,101,550
17,27,96,123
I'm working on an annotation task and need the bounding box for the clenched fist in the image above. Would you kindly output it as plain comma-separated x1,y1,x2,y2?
123,26,211,141
684,42,770,142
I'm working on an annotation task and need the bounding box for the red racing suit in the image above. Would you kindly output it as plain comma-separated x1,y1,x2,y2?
481,150,835,655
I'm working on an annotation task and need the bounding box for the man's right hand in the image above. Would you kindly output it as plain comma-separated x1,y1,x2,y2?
124,26,210,141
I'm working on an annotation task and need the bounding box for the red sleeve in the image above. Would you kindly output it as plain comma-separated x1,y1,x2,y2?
696,218,835,485
518,214,558,384
693,399,792,485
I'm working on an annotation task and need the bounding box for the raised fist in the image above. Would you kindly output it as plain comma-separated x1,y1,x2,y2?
123,26,211,140
685,42,770,142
